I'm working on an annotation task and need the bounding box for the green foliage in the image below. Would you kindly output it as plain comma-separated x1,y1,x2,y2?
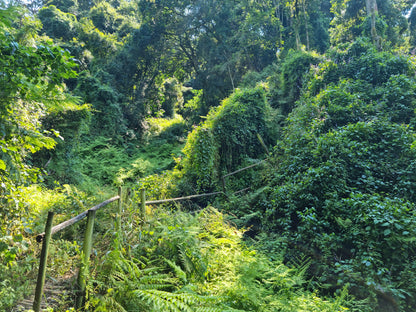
145,114,187,141
89,2,123,34
329,0,408,48
135,171,180,203
409,7,416,46
5,1,416,311
38,5,78,41
253,120,416,310
381,74,416,124
114,157,152,186
82,205,348,312
44,0,78,14
269,49,321,115
339,50,412,86
233,37,416,312
181,126,218,193
209,86,272,171
6,0,334,197
84,207,231,311
0,5,83,235
299,43,416,133
79,130,184,187
34,103,91,185
156,78,184,118
0,183,91,310
180,89,204,124
239,65,276,89
79,137,134,186
78,17,120,58
0,165,349,312
75,71,126,137
180,86,276,193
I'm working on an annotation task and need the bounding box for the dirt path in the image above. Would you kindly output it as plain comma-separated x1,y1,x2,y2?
12,274,76,312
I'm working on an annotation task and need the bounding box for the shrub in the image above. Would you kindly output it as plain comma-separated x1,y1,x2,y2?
254,121,416,310
179,86,276,193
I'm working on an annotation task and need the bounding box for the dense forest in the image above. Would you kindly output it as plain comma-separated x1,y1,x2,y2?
3,0,416,311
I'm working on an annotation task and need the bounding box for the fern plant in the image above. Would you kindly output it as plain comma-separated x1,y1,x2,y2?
92,249,229,311
81,204,348,312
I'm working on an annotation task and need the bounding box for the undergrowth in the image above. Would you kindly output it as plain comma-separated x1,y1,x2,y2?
79,114,186,187
78,203,350,311
1,181,350,311
1,112,351,311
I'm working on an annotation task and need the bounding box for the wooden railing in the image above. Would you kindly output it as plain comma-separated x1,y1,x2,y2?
33,189,122,312
33,188,224,311
33,158,267,311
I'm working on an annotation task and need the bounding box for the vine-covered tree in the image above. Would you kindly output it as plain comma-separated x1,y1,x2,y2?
330,0,409,49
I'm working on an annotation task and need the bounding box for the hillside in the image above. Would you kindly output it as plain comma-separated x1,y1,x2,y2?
2,0,416,311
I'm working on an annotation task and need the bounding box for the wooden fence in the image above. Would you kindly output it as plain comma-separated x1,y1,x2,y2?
33,190,122,311
33,159,266,311
32,188,224,311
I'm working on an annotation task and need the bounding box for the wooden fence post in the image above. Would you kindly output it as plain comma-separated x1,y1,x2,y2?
76,209,96,309
33,211,54,312
117,186,123,244
140,188,146,221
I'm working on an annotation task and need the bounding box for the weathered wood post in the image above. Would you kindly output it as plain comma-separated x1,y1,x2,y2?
140,188,146,221
33,211,54,312
117,186,123,244
76,209,96,309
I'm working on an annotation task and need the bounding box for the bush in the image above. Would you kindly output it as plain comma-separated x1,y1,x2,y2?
254,121,416,310
269,49,321,114
38,5,77,41
179,86,276,193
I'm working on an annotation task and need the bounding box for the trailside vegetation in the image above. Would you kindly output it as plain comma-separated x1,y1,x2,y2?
3,0,416,311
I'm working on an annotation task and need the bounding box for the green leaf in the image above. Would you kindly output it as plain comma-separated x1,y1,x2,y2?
13,234,23,242
383,229,391,236
0,241,8,253
0,159,5,170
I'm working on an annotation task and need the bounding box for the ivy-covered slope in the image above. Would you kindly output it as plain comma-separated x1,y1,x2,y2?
223,42,416,311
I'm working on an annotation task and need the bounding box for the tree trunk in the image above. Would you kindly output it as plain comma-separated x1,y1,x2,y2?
290,6,301,50
365,0,380,49
301,0,309,50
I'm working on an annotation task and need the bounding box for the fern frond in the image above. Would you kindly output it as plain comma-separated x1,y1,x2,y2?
178,242,208,280
131,255,147,268
135,283,175,291
164,257,188,283
179,243,194,273
139,274,178,286
99,294,129,312
109,271,127,283
133,289,185,312
194,307,246,312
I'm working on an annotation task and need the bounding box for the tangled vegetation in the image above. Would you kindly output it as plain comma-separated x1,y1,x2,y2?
3,0,416,311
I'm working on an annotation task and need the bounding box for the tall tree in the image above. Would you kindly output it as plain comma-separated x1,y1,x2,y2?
365,0,380,48
330,0,408,49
